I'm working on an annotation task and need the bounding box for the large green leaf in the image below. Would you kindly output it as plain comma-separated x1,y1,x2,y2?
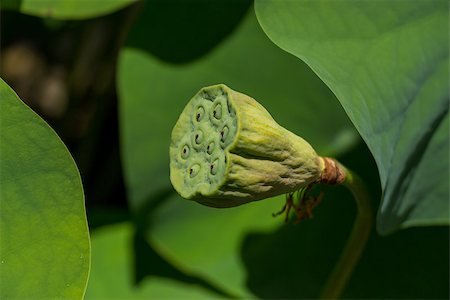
240,143,449,299
124,0,252,64
1,0,135,19
118,7,357,297
85,223,221,299
0,78,90,298
148,193,282,297
255,0,449,234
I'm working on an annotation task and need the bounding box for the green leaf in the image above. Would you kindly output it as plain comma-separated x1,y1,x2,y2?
255,0,449,234
240,143,449,299
0,78,90,298
85,223,221,299
124,0,252,63
0,0,21,10
148,193,282,297
3,0,136,19
118,7,357,297
243,219,450,299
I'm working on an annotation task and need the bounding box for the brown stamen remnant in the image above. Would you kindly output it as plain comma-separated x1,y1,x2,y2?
272,186,324,223
273,158,347,223
320,157,346,185
272,192,295,223
294,191,324,223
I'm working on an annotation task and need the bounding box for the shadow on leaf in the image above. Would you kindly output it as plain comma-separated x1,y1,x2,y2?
241,142,449,299
126,0,252,64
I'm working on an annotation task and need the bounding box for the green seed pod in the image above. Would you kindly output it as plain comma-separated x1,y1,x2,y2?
170,84,325,208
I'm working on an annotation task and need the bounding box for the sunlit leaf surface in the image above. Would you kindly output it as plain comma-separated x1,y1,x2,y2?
0,78,90,298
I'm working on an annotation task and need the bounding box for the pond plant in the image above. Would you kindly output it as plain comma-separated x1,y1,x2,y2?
1,1,448,299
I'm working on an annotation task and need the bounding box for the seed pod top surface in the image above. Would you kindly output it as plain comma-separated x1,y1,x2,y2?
170,84,324,208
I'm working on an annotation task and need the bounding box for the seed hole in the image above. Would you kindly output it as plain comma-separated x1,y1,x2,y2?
194,130,203,145
203,91,214,101
220,126,229,142
207,142,215,155
195,106,205,122
227,100,232,114
213,103,222,119
181,145,190,159
210,159,219,175
189,164,200,178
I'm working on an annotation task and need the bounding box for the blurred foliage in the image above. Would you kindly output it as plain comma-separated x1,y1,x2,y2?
125,0,252,63
0,1,448,299
1,0,136,19
85,223,221,299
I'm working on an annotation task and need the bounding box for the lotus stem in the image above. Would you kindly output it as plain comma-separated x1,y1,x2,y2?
319,162,373,299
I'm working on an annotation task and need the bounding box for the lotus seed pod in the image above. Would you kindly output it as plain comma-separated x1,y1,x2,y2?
170,84,325,208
